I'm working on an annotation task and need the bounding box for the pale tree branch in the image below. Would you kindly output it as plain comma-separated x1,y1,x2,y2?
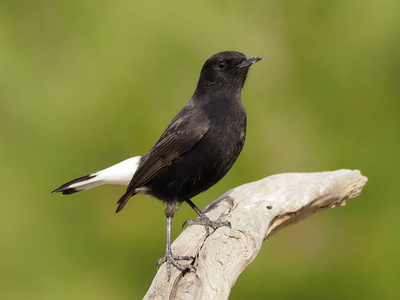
144,169,368,300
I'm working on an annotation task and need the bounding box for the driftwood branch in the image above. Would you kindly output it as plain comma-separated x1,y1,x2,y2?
144,169,368,300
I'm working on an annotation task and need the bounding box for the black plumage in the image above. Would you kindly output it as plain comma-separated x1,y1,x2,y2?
52,51,262,280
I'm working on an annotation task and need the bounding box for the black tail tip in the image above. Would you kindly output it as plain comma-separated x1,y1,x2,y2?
51,174,94,195
52,187,79,195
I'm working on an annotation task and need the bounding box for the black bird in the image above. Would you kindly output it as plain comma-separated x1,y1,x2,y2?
52,51,262,280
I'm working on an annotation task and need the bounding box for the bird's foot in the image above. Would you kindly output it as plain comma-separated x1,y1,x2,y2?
183,212,231,236
156,252,195,281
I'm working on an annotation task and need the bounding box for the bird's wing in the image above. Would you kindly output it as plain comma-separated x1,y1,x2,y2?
132,129,209,188
116,118,210,212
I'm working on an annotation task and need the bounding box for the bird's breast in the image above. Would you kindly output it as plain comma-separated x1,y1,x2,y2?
144,96,247,202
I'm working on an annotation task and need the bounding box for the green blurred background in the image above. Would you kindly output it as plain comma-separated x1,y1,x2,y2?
1,0,399,299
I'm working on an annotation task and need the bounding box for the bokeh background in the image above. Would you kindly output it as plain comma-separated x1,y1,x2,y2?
1,0,399,299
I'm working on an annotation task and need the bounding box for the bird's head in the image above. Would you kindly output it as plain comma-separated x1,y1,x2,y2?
195,51,262,96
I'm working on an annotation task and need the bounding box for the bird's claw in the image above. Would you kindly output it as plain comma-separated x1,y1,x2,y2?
182,212,231,236
156,253,195,281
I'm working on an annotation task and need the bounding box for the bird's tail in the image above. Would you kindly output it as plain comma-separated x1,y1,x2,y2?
52,174,103,195
52,156,141,195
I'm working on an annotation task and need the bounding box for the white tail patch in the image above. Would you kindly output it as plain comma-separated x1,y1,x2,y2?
94,156,141,186
67,156,141,191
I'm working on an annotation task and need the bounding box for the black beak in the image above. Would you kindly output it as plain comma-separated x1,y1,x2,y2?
239,56,263,68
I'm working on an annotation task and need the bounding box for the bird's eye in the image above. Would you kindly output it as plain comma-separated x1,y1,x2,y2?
217,61,226,69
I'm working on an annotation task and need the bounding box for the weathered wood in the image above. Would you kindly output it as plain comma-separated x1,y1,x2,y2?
144,169,368,300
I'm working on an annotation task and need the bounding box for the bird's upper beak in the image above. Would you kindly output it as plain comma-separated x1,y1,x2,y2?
239,56,263,68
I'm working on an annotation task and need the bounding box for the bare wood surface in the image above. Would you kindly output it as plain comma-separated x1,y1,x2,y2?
144,169,368,300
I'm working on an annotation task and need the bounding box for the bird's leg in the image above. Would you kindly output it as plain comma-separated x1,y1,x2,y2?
156,201,195,281
183,199,231,236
